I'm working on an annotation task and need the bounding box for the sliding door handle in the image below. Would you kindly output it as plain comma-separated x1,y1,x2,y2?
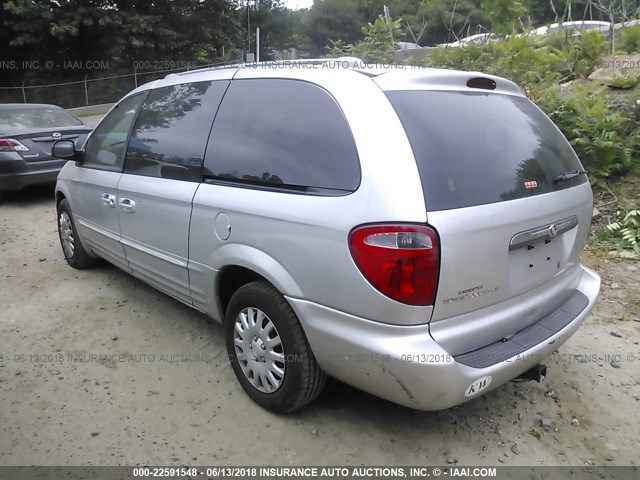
119,198,136,213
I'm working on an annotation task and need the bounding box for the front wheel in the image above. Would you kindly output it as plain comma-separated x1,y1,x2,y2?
225,281,326,413
57,199,99,269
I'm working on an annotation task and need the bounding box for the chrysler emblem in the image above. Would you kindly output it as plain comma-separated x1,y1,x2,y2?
549,224,558,238
52,132,62,140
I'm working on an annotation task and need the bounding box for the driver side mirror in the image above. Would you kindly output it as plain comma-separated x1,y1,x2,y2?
52,139,83,164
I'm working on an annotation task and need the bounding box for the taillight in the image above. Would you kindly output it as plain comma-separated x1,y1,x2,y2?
349,224,440,306
0,139,29,152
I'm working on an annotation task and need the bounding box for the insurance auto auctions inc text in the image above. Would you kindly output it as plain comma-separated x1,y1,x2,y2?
250,467,497,478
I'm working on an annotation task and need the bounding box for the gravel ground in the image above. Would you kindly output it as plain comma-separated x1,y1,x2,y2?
1,185,639,466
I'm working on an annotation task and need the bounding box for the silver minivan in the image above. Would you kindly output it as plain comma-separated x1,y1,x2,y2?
53,60,601,413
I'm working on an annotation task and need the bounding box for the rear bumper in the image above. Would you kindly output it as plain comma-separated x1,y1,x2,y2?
288,265,600,411
0,159,65,191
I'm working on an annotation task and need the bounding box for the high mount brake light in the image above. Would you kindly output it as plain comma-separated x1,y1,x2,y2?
467,77,497,90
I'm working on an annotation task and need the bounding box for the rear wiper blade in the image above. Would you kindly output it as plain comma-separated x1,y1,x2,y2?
553,170,587,184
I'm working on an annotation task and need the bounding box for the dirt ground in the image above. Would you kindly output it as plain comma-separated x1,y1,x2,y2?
0,185,639,467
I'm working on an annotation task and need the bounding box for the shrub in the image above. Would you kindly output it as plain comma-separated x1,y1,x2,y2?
428,35,566,85
605,208,640,252
619,26,640,53
427,32,607,86
534,84,640,179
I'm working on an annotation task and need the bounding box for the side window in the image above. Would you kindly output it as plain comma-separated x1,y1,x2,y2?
203,79,360,193
83,93,147,171
124,81,229,182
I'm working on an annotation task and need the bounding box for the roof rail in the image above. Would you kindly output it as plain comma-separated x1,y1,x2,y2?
167,57,367,79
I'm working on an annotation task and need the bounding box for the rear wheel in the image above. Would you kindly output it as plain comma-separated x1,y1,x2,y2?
225,281,326,413
57,199,99,269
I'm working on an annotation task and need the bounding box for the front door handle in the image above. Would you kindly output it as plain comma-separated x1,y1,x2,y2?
101,193,116,208
119,198,136,213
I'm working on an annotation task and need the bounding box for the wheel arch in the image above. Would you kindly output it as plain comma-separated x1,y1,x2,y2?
217,265,270,317
55,190,66,207
55,181,71,208
210,245,304,319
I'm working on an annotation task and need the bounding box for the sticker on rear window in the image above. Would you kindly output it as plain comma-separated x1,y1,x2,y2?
524,181,538,189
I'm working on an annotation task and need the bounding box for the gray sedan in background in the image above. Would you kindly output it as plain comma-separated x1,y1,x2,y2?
0,104,92,200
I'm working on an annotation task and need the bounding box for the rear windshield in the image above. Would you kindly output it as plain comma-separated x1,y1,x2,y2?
386,91,587,211
0,108,83,130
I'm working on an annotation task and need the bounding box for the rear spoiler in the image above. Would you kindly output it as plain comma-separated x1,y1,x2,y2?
373,68,523,96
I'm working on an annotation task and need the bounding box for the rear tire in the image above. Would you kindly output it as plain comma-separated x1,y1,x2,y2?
57,199,99,269
225,280,326,413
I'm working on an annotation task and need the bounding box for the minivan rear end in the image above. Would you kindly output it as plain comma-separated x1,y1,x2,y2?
293,67,600,410
383,75,595,355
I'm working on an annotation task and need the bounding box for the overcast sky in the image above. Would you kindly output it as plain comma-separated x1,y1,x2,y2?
282,0,313,10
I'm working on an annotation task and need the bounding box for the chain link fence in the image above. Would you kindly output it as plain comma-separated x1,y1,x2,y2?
0,62,236,108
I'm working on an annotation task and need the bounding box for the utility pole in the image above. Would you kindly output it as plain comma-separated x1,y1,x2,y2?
245,0,251,61
383,5,395,50
256,27,260,63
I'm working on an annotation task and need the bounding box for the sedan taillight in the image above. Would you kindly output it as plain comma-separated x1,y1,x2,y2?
349,224,440,306
0,139,29,152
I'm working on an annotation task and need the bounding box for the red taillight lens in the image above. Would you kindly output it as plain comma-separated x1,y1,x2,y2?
0,139,29,152
349,224,440,306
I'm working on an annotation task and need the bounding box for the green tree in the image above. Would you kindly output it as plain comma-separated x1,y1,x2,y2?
1,0,239,81
304,0,366,55
327,15,403,62
243,0,302,60
482,0,526,34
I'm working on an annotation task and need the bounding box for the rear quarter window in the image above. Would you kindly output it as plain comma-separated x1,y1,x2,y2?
203,79,360,194
386,91,587,211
